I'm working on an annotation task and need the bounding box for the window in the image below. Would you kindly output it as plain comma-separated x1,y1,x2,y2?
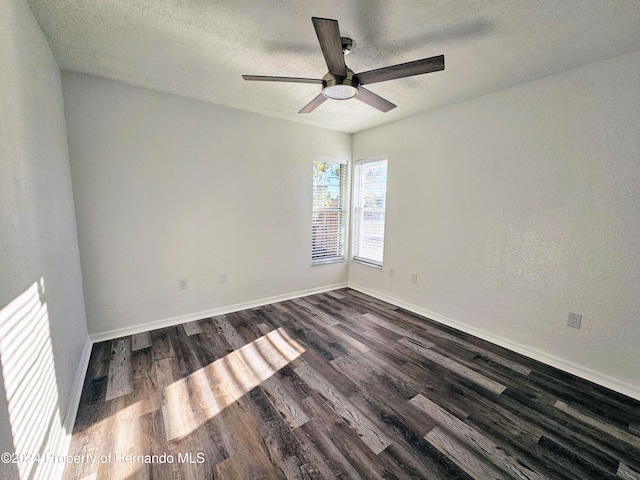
312,159,347,264
352,156,388,267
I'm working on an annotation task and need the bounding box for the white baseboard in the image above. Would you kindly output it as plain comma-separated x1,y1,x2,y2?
349,283,640,402
89,283,348,343
47,336,92,479
61,337,93,436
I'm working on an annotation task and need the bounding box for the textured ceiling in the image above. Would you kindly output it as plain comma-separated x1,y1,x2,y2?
28,0,640,133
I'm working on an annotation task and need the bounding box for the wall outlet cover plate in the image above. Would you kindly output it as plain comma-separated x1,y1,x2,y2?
567,312,582,329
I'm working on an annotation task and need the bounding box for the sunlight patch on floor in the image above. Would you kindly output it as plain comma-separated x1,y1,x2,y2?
163,327,305,440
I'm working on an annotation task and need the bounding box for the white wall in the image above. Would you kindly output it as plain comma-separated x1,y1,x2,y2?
62,73,351,336
351,50,640,395
0,1,89,478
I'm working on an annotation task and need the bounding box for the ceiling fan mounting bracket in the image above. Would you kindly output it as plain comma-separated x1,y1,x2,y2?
340,37,353,55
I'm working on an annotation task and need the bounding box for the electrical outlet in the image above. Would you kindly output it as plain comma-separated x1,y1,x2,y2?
389,268,395,278
219,273,227,284
567,312,582,329
179,278,188,290
411,273,418,284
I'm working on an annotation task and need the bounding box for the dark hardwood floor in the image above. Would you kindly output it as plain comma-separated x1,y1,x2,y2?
66,288,640,479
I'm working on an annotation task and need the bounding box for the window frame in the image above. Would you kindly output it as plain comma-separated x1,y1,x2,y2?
311,157,348,265
351,155,388,268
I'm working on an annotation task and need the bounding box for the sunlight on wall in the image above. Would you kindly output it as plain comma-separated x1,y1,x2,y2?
0,279,63,479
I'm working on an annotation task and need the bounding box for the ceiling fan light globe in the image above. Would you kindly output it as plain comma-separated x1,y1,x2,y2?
322,84,359,100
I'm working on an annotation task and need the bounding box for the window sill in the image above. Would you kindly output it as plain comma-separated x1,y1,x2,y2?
311,258,345,266
351,258,383,269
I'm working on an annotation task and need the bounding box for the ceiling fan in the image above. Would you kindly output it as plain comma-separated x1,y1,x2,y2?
242,17,445,114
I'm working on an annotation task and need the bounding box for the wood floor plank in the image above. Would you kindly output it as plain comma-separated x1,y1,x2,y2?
347,393,455,479
618,463,640,480
363,312,436,348
401,361,480,420
236,308,258,323
215,398,287,480
331,351,420,401
156,358,198,441
291,424,354,479
261,376,310,429
168,425,216,480
105,338,133,401
182,320,203,336
297,398,367,479
271,301,292,314
329,354,381,388
325,290,346,300
133,370,162,417
384,309,534,376
213,314,245,349
308,297,366,327
291,297,342,326
309,294,351,317
462,386,545,445
196,317,218,336
346,289,398,310
337,317,427,369
426,426,510,479
400,337,507,395
537,435,619,479
151,328,177,361
294,361,391,455
533,366,640,424
301,393,395,479
529,369,637,428
303,344,362,392
256,322,272,335
131,347,152,380
472,346,533,375
555,400,640,450
92,341,111,379
500,389,630,475
132,331,152,351
63,381,110,479
306,313,370,353
411,393,547,480
356,373,437,436
112,394,148,480
242,386,320,479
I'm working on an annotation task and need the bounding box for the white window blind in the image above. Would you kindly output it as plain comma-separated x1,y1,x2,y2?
312,160,347,264
353,157,387,266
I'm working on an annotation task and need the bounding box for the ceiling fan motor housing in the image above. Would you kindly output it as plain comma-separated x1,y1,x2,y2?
322,68,359,100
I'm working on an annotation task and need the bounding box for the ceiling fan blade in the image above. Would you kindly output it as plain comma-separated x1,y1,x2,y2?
357,54,444,85
312,17,347,77
242,75,323,84
355,87,396,113
299,93,327,114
